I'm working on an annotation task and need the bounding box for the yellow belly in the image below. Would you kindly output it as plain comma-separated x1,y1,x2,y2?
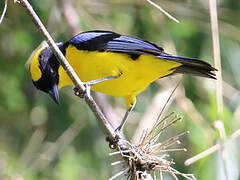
58,45,181,101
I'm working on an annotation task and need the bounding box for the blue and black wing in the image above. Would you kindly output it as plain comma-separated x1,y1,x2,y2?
68,30,164,57
67,30,216,79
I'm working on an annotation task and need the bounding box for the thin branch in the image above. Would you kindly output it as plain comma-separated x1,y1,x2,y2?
145,0,179,23
16,0,118,143
185,129,240,166
209,0,223,115
213,121,228,180
0,0,8,24
156,79,182,122
132,87,174,144
209,0,227,179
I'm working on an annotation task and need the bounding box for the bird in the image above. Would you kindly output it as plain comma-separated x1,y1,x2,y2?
28,30,216,132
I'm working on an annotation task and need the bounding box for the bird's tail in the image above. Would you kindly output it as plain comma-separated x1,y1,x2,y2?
158,54,217,79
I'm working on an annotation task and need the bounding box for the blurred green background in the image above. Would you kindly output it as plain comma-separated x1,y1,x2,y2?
0,0,239,179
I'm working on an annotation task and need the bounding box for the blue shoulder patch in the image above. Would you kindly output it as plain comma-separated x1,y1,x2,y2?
69,31,118,45
68,31,120,51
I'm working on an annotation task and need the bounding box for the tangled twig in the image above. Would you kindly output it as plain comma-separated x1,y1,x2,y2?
110,112,195,180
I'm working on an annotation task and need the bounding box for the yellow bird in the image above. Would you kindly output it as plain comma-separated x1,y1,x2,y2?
29,30,216,131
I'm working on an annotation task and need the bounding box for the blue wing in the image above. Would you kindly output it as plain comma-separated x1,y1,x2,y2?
68,30,164,55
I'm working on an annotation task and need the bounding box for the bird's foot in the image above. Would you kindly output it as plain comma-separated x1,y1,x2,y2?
74,82,92,98
106,134,120,149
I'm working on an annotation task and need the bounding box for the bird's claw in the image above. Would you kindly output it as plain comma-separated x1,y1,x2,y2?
74,83,92,98
106,134,120,149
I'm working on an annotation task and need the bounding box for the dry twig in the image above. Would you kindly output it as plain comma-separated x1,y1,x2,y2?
132,78,181,144
185,128,240,166
209,0,223,115
209,0,228,178
0,0,8,24
145,0,179,23
110,113,195,180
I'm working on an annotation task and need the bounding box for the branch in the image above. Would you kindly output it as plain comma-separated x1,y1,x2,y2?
209,0,223,115
209,0,228,179
16,0,118,143
145,0,179,23
0,0,8,24
185,128,240,166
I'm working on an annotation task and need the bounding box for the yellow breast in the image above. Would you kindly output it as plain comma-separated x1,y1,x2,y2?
58,45,181,98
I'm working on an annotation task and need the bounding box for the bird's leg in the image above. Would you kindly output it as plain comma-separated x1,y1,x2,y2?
74,74,121,98
115,102,136,132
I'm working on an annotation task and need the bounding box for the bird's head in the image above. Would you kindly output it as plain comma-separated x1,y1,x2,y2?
29,45,61,104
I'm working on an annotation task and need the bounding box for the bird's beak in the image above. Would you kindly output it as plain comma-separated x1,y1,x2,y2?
48,83,59,104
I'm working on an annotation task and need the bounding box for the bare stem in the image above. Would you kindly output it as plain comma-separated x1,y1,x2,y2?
0,0,8,24
209,0,227,179
185,129,240,166
209,0,223,115
145,0,179,23
157,79,182,122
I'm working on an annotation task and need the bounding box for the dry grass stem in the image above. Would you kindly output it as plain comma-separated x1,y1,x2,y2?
209,0,223,115
145,0,179,23
0,0,8,24
185,128,240,166
157,79,182,122
110,112,195,180
133,79,181,144
133,90,174,144
213,121,229,178
209,0,227,178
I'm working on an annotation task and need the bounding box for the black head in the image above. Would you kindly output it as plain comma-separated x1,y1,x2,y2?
30,45,61,104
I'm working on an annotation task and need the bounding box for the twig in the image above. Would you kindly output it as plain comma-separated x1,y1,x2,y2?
213,121,228,180
16,0,118,141
156,79,182,122
145,0,179,23
112,114,195,180
132,87,175,144
209,0,223,115
185,128,240,166
132,76,182,144
209,0,227,179
0,0,8,24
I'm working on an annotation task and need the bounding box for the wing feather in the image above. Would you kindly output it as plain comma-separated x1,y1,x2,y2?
68,30,163,55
